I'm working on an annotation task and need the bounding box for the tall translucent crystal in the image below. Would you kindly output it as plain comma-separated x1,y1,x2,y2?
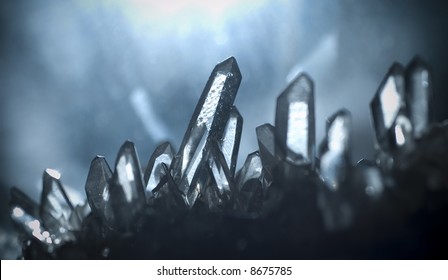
275,73,315,166
370,63,413,151
144,141,174,193
172,57,242,207
219,106,243,177
108,141,146,229
85,156,113,224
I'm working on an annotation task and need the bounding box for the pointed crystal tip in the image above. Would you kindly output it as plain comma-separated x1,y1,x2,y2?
45,168,61,180
216,56,240,73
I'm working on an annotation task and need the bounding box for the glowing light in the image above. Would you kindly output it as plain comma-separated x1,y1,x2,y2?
12,207,24,218
46,168,61,179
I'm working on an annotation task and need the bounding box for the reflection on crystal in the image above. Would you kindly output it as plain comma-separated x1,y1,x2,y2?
40,169,78,233
319,109,351,190
85,156,113,223
172,57,241,207
406,56,433,139
208,141,234,199
144,141,174,193
220,106,243,177
356,159,384,199
108,141,146,229
10,188,53,248
275,73,315,166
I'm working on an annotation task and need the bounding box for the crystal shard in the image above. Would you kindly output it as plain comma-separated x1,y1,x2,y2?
319,109,351,190
172,57,242,207
85,156,113,223
256,123,281,175
144,141,174,193
370,63,413,152
219,106,243,177
275,73,315,166
108,141,146,229
207,141,235,204
40,169,78,232
236,152,264,214
405,56,433,139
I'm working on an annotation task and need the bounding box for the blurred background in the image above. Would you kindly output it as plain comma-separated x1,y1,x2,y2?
1,0,447,258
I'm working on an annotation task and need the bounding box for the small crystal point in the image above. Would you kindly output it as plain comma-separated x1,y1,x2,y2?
108,141,146,229
172,57,242,207
256,123,281,175
40,169,76,231
236,151,264,213
275,73,315,166
220,106,243,177
406,56,433,139
370,63,411,151
144,141,174,193
319,109,352,190
85,156,113,222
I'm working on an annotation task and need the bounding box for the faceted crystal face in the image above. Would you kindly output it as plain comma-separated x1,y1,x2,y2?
144,142,174,193
172,57,242,207
275,73,315,166
319,109,351,190
406,56,433,139
85,156,113,222
40,169,76,231
108,141,146,229
370,63,407,150
219,106,243,177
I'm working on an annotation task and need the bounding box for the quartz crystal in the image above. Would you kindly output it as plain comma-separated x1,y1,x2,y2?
144,141,174,194
275,73,315,166
256,123,281,177
370,63,413,153
85,156,113,224
236,151,264,215
9,56,448,259
40,169,80,232
107,141,146,229
405,56,433,139
171,57,242,207
318,109,351,190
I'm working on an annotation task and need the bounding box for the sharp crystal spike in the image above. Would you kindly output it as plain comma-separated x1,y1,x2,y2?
85,156,113,223
219,106,243,177
172,57,242,207
236,151,264,213
144,141,174,193
275,73,315,166
108,141,146,229
256,123,281,176
319,109,352,190
40,169,77,232
406,56,433,139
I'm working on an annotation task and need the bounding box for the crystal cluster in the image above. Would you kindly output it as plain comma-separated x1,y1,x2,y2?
10,56,448,259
